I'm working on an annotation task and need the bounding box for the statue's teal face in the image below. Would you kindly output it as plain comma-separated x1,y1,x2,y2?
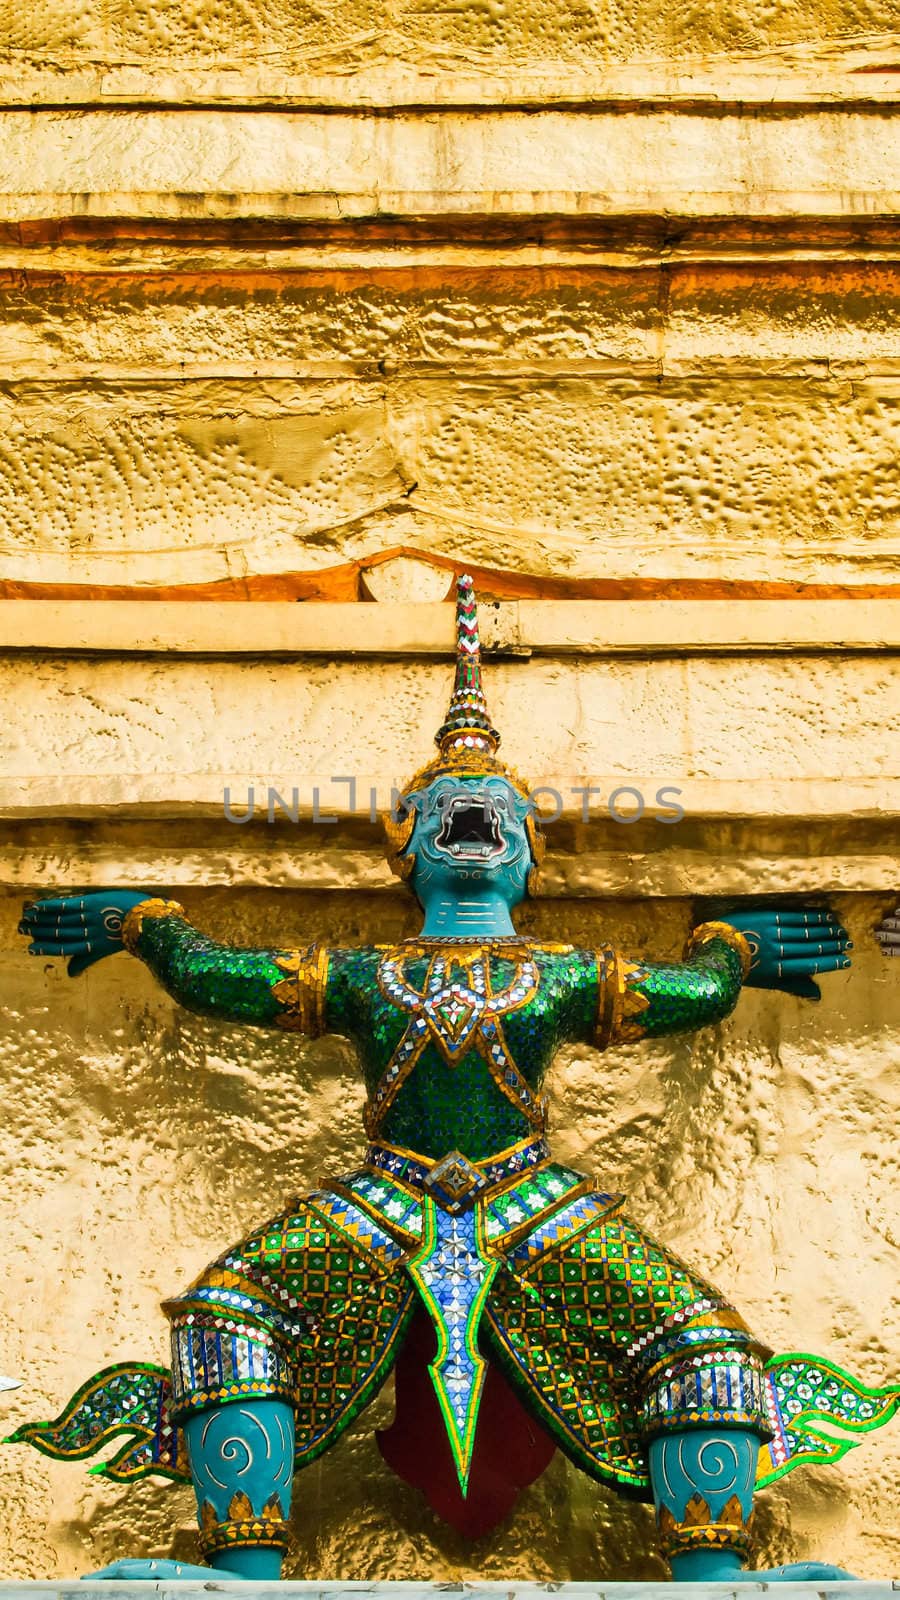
402,775,536,908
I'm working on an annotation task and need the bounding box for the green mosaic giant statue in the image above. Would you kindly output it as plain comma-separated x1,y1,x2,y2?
13,578,898,1582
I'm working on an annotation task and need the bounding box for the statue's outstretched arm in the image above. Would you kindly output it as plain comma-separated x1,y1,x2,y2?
596,921,750,1046
594,905,851,1047
19,891,330,1036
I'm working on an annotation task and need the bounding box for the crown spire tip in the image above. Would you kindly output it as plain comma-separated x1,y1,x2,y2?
433,574,500,757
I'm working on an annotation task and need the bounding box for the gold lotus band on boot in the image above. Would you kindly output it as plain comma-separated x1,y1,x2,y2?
656,1494,753,1560
198,1492,290,1559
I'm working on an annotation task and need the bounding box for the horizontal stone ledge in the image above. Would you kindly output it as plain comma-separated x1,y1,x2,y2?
2,776,898,823
0,110,897,225
2,600,899,658
2,52,899,108
7,189,899,228
4,255,898,383
4,371,900,407
6,358,900,385
2,832,896,897
2,217,899,262
2,658,895,809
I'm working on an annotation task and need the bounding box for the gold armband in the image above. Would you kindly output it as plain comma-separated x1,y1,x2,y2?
121,897,187,954
271,944,329,1036
686,919,752,979
656,1496,752,1561
595,946,651,1048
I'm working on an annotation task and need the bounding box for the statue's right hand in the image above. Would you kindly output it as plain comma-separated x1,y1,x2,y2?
18,891,152,977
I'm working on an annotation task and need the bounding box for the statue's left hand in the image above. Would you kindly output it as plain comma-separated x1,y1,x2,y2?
714,903,851,1001
82,1558,245,1581
19,890,152,977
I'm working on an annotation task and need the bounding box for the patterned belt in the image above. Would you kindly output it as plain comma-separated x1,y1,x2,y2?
364,1136,551,1214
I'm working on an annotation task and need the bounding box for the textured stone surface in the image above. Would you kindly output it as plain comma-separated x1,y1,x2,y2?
0,370,898,587
0,0,897,70
0,888,896,1579
0,263,897,589
4,266,900,375
1,653,898,790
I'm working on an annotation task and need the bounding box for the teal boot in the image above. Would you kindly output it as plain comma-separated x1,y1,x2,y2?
84,1398,294,1580
649,1429,856,1582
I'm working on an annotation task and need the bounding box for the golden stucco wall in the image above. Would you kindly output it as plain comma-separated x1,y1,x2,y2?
2,266,900,592
0,0,898,1580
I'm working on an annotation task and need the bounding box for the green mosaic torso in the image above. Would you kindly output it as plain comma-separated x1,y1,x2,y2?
325,943,598,1162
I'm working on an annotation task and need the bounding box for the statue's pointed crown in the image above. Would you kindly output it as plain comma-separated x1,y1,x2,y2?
396,574,531,802
385,574,543,885
434,573,500,760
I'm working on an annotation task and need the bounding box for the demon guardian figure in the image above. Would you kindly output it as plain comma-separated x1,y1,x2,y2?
13,578,898,1582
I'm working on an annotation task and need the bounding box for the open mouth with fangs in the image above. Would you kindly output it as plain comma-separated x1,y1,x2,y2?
434,794,506,862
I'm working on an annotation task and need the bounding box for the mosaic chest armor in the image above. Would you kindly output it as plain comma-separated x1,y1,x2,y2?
345,940,633,1160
